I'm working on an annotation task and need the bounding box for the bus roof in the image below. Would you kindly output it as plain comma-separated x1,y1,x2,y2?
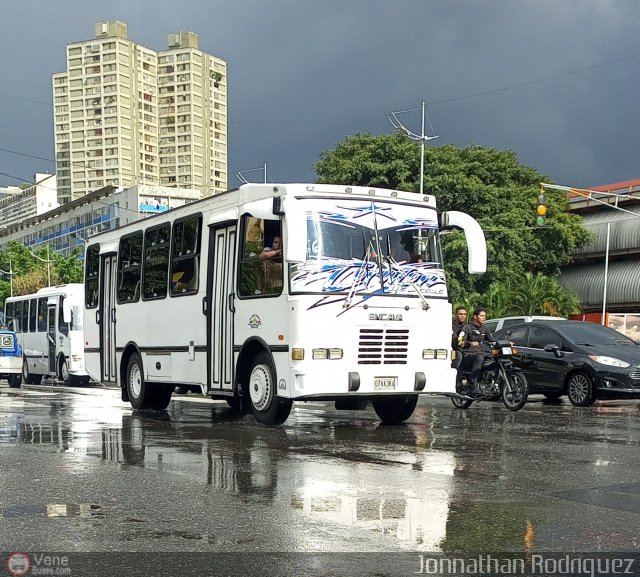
84,182,438,244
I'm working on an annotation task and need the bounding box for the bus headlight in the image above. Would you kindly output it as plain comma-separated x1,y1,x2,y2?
312,348,343,360
423,349,448,360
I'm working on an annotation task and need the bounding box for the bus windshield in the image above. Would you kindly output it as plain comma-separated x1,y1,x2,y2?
290,199,447,298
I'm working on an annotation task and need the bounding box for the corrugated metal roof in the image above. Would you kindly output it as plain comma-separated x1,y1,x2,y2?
575,208,640,255
559,260,640,308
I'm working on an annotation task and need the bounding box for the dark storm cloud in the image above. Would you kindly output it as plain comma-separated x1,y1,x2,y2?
1,0,639,190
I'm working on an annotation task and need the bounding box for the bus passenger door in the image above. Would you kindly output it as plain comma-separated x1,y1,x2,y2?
101,254,118,383
208,223,236,392
47,304,57,374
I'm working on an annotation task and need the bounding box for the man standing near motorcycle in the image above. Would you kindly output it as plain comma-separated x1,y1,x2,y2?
451,307,467,369
457,307,495,386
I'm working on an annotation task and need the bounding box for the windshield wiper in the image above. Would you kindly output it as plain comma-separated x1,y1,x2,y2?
386,255,430,311
343,245,373,311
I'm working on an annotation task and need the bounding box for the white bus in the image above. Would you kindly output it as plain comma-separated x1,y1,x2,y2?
5,284,90,386
83,183,486,425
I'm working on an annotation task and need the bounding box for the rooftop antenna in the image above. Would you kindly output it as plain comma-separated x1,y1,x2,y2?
235,162,271,185
388,101,439,195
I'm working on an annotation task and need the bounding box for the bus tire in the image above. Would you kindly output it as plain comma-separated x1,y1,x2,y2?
248,352,292,426
126,353,172,410
22,359,41,385
59,357,71,385
372,394,418,425
8,374,22,388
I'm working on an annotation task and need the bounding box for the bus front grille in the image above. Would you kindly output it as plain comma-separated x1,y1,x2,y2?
358,329,409,365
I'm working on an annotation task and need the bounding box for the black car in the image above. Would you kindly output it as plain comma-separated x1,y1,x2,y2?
495,320,640,406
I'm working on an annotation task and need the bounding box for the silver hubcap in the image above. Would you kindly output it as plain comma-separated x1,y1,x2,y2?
61,362,69,382
570,375,589,403
249,364,272,412
129,363,142,399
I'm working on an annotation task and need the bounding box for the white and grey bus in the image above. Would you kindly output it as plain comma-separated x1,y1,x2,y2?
83,183,486,425
5,284,90,386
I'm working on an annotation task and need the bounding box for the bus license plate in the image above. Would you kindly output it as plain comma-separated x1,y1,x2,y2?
374,377,397,391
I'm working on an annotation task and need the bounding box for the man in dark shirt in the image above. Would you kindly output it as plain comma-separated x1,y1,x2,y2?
458,307,495,385
451,307,467,369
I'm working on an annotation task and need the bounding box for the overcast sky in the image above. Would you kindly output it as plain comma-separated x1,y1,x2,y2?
1,0,639,192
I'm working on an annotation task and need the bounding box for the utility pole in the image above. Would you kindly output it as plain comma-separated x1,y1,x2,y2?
0,259,14,297
30,245,53,287
388,101,439,195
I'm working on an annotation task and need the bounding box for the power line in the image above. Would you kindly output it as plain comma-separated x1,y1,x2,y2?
2,52,639,127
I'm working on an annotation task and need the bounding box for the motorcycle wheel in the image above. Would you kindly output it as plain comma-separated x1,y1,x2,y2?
501,371,528,411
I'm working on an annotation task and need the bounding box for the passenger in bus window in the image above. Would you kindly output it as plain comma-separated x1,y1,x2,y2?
259,236,283,293
259,236,282,261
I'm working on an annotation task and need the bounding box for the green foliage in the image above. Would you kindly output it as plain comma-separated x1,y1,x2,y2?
314,133,592,310
0,241,84,308
453,273,581,319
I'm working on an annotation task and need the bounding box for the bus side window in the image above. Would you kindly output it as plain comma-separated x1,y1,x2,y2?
238,216,282,297
38,297,47,332
59,297,69,335
29,298,37,333
170,215,201,296
5,301,15,331
85,244,100,309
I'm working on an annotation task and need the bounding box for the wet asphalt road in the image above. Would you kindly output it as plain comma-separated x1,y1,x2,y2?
1,382,640,572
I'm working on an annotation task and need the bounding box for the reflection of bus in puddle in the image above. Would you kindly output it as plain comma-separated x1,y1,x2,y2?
289,451,455,550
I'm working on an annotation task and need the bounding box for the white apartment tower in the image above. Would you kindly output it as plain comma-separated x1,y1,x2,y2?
52,20,227,204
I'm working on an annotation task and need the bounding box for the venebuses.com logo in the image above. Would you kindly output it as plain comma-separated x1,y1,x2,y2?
7,552,31,576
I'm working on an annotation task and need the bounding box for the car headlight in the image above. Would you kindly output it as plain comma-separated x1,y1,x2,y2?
589,355,630,368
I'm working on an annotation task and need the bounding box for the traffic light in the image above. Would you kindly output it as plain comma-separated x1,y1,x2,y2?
536,192,548,226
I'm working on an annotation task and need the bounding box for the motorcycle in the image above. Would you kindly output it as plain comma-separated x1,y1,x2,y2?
452,340,528,411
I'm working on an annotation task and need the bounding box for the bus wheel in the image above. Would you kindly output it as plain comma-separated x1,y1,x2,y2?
59,357,71,385
8,374,22,388
372,394,418,425
248,352,292,426
126,353,172,410
126,353,149,410
22,359,41,385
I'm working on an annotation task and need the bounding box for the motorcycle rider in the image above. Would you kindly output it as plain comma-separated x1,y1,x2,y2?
457,307,495,388
451,306,467,369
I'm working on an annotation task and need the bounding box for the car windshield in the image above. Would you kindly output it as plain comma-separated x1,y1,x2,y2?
559,323,638,346
290,198,447,297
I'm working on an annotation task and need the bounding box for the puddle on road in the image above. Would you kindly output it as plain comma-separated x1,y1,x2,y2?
1,503,104,518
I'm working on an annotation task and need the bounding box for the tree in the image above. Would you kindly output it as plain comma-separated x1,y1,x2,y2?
314,133,592,305
454,273,581,319
0,241,84,307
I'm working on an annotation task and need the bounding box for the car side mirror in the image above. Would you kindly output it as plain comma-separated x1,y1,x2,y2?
544,344,563,358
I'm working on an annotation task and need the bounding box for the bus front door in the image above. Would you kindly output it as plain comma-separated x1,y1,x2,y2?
101,254,118,383
208,224,236,392
47,305,57,374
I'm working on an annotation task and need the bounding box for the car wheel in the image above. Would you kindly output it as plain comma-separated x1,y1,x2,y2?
567,371,595,407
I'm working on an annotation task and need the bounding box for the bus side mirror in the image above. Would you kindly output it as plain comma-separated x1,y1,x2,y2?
439,211,487,274
62,300,72,324
283,197,307,263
